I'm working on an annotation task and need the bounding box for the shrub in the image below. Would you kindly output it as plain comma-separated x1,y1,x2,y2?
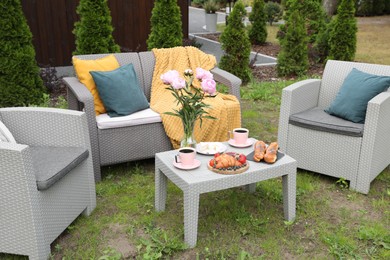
328,0,357,61
278,0,327,44
73,0,120,55
219,0,252,84
313,17,333,62
264,1,283,26
277,10,309,77
147,0,183,50
0,0,45,107
204,0,219,13
248,0,268,44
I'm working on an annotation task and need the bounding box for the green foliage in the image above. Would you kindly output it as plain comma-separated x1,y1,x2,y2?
278,0,327,44
277,10,308,77
219,0,252,84
264,1,283,26
203,0,219,14
314,16,332,62
0,0,45,107
248,0,268,44
73,0,120,55
147,0,183,50
328,0,357,61
355,0,390,16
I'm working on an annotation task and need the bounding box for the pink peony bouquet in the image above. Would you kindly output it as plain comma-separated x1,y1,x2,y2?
161,68,217,144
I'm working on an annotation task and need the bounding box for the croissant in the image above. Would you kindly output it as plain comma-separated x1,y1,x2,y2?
215,154,242,168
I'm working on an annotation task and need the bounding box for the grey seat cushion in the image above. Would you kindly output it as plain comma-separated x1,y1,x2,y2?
289,107,364,137
30,146,89,191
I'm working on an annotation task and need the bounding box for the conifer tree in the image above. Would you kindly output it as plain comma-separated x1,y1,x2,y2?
277,10,309,77
73,0,120,55
248,0,267,45
0,0,45,107
219,0,251,84
328,0,357,61
147,0,183,50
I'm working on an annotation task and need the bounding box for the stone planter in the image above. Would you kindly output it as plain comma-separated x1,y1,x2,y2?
205,13,217,33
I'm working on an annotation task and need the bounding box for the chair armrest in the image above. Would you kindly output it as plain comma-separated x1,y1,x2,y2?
358,91,390,193
277,79,321,151
211,67,242,100
0,107,91,151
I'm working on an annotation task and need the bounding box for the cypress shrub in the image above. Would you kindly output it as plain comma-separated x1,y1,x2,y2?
248,0,268,45
328,0,357,61
277,10,309,77
278,0,327,44
0,0,45,107
147,0,183,50
219,0,251,84
73,0,120,55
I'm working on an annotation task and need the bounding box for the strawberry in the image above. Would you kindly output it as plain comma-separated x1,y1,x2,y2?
238,154,246,164
209,159,215,167
214,152,221,158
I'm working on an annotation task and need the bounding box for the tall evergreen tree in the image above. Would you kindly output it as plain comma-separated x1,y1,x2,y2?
0,0,45,107
219,0,251,84
73,0,120,55
328,0,357,61
248,0,268,45
147,0,183,50
277,10,309,77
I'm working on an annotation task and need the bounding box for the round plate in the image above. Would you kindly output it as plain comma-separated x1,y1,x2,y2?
173,159,201,170
228,138,255,148
196,142,227,155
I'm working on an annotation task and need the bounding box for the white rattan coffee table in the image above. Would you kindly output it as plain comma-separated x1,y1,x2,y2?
155,138,297,248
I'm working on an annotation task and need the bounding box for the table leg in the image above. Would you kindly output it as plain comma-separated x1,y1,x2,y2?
245,183,256,193
183,190,200,248
155,168,167,212
282,170,296,221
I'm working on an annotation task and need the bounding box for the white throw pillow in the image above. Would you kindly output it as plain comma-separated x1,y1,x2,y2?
0,121,16,143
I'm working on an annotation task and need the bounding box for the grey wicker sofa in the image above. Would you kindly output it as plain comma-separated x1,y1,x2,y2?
278,60,390,194
63,52,242,182
0,107,96,259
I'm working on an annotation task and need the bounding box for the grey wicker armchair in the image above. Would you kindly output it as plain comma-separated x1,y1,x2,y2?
63,52,242,181
0,107,96,259
278,60,390,194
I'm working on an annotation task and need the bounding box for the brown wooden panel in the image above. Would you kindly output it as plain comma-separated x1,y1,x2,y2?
21,0,189,66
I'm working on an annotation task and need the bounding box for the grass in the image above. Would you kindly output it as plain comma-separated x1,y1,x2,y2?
2,16,390,260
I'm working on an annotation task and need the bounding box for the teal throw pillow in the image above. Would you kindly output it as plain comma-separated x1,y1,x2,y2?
90,63,149,117
325,68,390,123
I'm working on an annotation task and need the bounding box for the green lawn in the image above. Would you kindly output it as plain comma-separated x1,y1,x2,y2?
1,16,390,260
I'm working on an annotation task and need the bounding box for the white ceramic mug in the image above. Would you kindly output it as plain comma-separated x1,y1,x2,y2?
228,128,249,145
175,147,196,166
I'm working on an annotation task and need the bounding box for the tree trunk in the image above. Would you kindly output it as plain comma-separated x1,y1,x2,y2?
322,0,338,16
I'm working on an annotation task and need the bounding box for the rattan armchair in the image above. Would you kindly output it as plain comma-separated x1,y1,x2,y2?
0,107,96,259
278,60,390,194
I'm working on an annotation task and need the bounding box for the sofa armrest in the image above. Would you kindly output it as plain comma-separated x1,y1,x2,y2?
277,79,321,151
211,67,242,100
357,91,390,193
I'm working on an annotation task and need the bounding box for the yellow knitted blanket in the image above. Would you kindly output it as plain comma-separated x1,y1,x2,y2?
151,46,241,149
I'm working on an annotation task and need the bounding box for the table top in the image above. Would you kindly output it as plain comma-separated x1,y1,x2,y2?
155,138,297,191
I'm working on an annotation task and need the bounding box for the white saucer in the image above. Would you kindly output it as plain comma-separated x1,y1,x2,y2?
196,142,227,155
173,159,201,170
228,138,254,148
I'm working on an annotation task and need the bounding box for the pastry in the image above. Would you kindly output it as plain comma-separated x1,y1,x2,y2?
264,142,278,163
253,140,267,162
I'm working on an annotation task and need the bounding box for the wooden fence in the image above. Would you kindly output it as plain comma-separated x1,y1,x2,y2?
21,0,189,67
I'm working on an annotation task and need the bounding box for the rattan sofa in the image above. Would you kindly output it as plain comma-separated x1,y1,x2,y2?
63,52,242,182
278,60,390,194
0,107,96,259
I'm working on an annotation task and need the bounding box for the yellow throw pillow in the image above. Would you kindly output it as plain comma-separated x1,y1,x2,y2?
72,55,120,115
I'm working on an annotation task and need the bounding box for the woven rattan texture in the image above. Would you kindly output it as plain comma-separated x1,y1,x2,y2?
278,60,390,194
0,108,96,259
155,140,297,248
64,51,242,180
